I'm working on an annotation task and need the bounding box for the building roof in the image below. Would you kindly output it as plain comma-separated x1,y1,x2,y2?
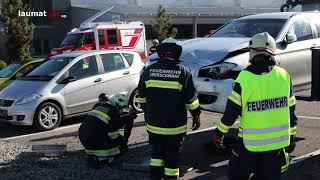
72,4,281,17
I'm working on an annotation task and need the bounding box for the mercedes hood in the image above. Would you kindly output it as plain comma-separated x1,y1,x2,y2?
0,80,49,100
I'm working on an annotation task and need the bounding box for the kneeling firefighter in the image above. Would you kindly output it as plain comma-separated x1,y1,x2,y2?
78,93,137,167
205,32,297,180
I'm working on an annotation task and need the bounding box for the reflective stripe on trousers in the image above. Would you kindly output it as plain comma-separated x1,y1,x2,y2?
147,124,187,135
150,158,165,167
164,167,179,177
281,149,290,173
108,130,120,140
138,97,146,104
85,146,120,157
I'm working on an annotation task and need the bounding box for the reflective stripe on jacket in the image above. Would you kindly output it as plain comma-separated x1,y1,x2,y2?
87,105,111,125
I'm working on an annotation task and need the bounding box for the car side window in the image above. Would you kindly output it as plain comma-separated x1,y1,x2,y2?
122,53,134,66
288,19,313,41
314,20,320,38
99,53,126,72
68,56,98,80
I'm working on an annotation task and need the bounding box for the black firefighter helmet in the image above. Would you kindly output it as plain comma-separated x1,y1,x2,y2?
156,37,182,61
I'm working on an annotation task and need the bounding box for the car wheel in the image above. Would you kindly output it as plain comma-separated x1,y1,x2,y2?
129,89,143,113
34,102,62,131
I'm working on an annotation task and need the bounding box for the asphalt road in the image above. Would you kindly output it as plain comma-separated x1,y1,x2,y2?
0,90,319,179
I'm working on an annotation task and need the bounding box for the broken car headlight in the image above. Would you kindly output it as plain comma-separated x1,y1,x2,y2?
198,63,237,79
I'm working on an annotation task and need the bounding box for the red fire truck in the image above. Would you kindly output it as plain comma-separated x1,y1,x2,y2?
50,7,148,60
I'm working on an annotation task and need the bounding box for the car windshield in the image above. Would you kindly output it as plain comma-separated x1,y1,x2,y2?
0,63,22,78
211,19,286,38
23,57,74,80
61,33,94,47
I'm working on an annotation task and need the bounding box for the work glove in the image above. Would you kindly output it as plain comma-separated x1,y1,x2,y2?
204,129,226,150
285,135,296,153
191,115,201,131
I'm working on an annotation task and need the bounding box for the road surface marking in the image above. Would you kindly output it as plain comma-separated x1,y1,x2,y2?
2,123,81,141
297,115,320,120
2,113,145,141
291,149,320,165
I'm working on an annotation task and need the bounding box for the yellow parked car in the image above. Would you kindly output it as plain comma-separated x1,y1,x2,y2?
0,60,44,90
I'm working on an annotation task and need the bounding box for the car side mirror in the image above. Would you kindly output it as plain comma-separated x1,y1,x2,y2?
285,33,297,44
15,72,23,78
60,76,76,84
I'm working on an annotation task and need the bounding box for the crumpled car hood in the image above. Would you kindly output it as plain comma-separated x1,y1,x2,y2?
180,37,251,66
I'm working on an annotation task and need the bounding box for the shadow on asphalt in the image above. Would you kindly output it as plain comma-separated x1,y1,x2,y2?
182,130,232,180
283,155,320,180
295,96,320,102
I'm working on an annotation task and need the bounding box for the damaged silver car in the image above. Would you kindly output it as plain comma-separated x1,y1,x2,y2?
148,12,320,112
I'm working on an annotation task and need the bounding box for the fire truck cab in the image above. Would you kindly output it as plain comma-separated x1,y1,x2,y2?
50,21,148,60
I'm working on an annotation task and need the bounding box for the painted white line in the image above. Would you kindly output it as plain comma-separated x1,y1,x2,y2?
290,149,320,165
297,115,320,120
2,113,146,141
2,123,81,141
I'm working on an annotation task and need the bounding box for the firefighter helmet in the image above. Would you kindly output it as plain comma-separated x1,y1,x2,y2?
249,32,277,63
152,39,159,44
111,93,129,108
156,37,182,60
98,93,109,104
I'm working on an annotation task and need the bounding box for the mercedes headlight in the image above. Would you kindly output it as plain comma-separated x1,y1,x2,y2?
198,63,237,79
16,94,42,105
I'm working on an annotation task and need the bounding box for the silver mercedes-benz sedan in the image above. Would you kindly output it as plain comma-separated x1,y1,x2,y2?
0,50,144,130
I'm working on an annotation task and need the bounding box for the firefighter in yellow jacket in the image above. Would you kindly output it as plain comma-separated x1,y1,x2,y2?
206,32,297,180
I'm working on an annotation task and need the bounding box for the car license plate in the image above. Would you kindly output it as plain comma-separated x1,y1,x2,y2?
0,109,8,118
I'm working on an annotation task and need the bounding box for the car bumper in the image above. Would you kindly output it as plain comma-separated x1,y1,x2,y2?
195,77,234,113
0,101,38,126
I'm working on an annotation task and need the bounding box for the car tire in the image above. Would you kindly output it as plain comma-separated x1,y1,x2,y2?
129,89,143,113
34,102,62,131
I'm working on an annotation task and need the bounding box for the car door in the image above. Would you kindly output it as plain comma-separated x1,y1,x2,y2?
277,17,314,87
64,55,104,115
98,53,132,97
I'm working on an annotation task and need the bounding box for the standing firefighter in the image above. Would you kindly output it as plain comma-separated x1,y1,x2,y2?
206,32,297,180
138,37,201,180
149,39,159,55
78,93,136,168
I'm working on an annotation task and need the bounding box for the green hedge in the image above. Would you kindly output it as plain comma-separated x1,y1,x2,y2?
0,60,7,70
